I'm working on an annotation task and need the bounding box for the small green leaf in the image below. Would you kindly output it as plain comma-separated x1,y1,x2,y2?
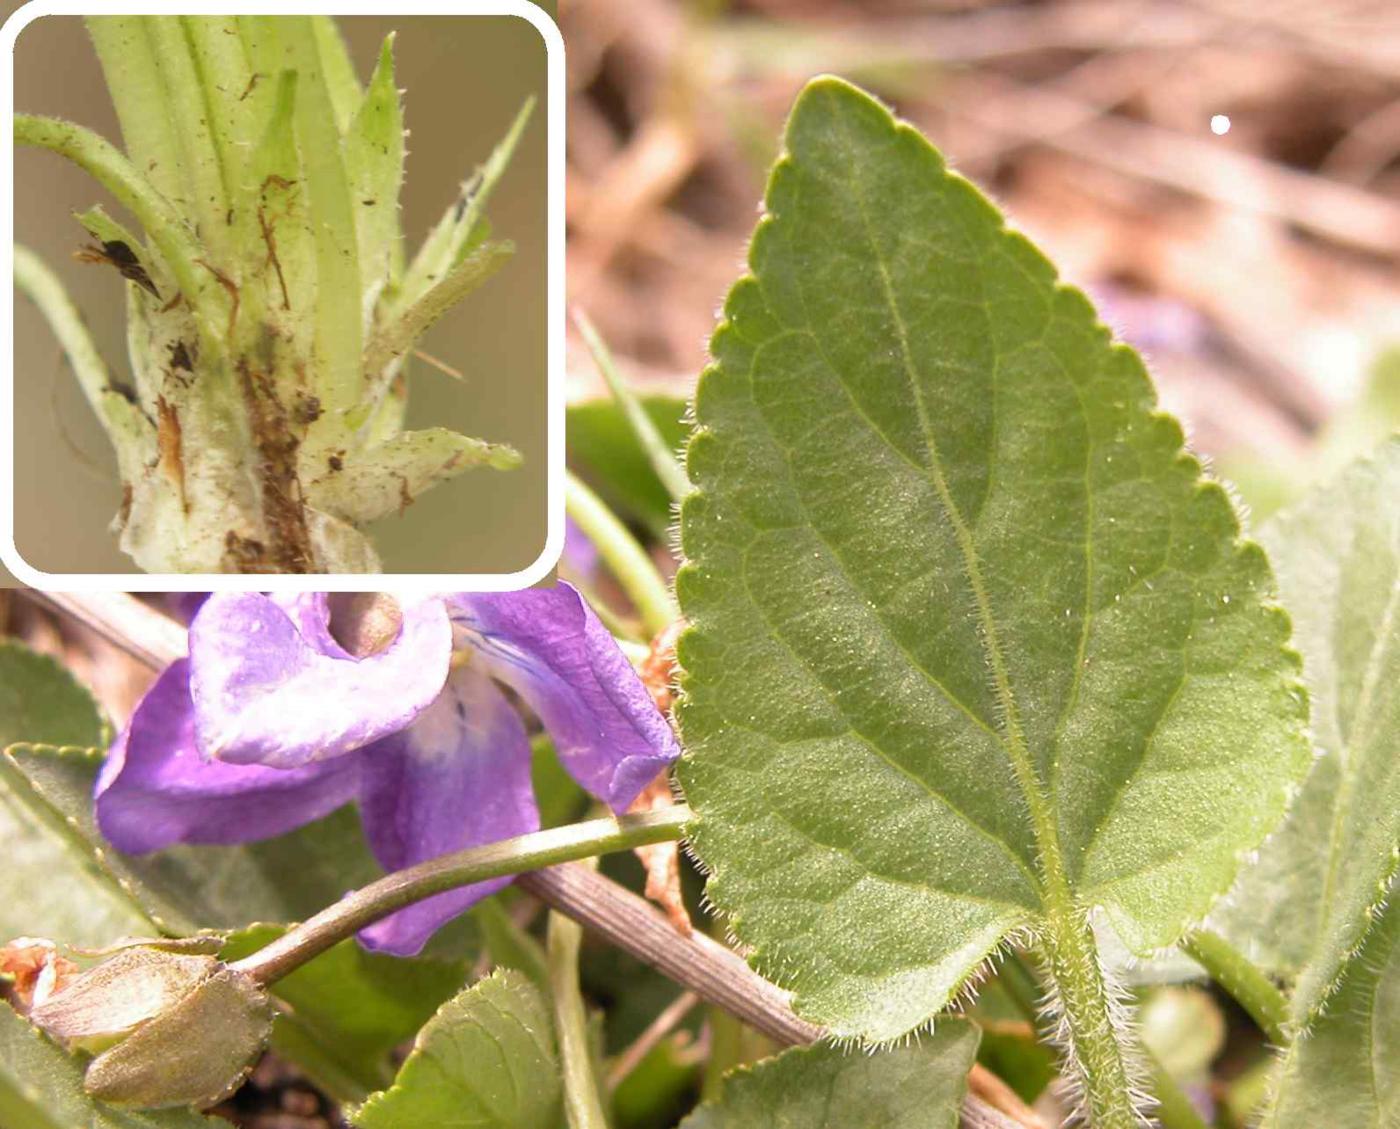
267,16,363,424
14,114,220,347
309,15,362,135
358,240,515,419
345,34,406,296
676,77,1309,1123
1261,877,1399,1129
0,640,107,750
85,17,187,209
396,98,533,313
73,206,151,273
567,392,690,538
350,970,562,1129
3,744,381,935
0,1003,221,1129
679,1023,978,1129
220,924,469,1100
307,427,520,525
1213,437,1400,1019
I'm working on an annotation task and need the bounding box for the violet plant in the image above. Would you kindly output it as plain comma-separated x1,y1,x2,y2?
1,77,1396,1129
14,16,527,573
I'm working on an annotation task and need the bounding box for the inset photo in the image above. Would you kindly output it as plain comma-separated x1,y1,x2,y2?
5,7,560,584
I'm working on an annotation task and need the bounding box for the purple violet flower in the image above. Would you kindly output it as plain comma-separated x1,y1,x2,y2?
96,586,680,956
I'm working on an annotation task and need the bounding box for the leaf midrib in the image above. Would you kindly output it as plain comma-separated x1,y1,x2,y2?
824,104,1064,910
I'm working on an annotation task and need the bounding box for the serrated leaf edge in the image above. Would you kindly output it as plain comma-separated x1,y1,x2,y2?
673,76,1311,1054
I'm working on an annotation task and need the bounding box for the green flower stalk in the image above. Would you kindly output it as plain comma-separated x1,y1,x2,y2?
14,15,528,573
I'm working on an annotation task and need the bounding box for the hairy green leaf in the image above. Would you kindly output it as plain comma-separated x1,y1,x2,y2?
0,647,144,945
675,77,1308,1121
358,240,515,419
680,1024,978,1129
396,98,534,317
345,34,406,296
350,970,561,1129
0,1003,220,1129
308,427,520,525
0,641,107,750
1214,438,1400,1019
1261,876,1398,1128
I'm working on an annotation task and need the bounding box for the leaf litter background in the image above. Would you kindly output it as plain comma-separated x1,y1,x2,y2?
5,0,1400,1126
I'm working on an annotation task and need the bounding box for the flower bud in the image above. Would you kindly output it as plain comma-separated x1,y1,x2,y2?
28,947,273,1109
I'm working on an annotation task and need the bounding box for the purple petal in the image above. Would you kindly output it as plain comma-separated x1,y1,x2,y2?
189,593,453,769
447,584,679,812
263,594,348,658
96,660,361,854
356,667,539,956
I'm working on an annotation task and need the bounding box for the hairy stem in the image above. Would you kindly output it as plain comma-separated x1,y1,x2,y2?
229,808,689,986
548,877,611,1129
1181,929,1289,1046
999,948,1202,1129
1039,903,1143,1129
566,470,678,637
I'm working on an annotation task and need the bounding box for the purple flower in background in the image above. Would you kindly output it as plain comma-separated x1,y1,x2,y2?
96,586,680,956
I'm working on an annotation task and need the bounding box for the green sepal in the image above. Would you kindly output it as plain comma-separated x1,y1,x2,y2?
307,427,521,525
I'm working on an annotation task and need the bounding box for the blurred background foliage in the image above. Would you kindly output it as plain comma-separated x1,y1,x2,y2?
562,0,1400,534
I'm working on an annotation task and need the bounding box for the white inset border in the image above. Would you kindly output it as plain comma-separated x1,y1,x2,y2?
1,0,564,592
